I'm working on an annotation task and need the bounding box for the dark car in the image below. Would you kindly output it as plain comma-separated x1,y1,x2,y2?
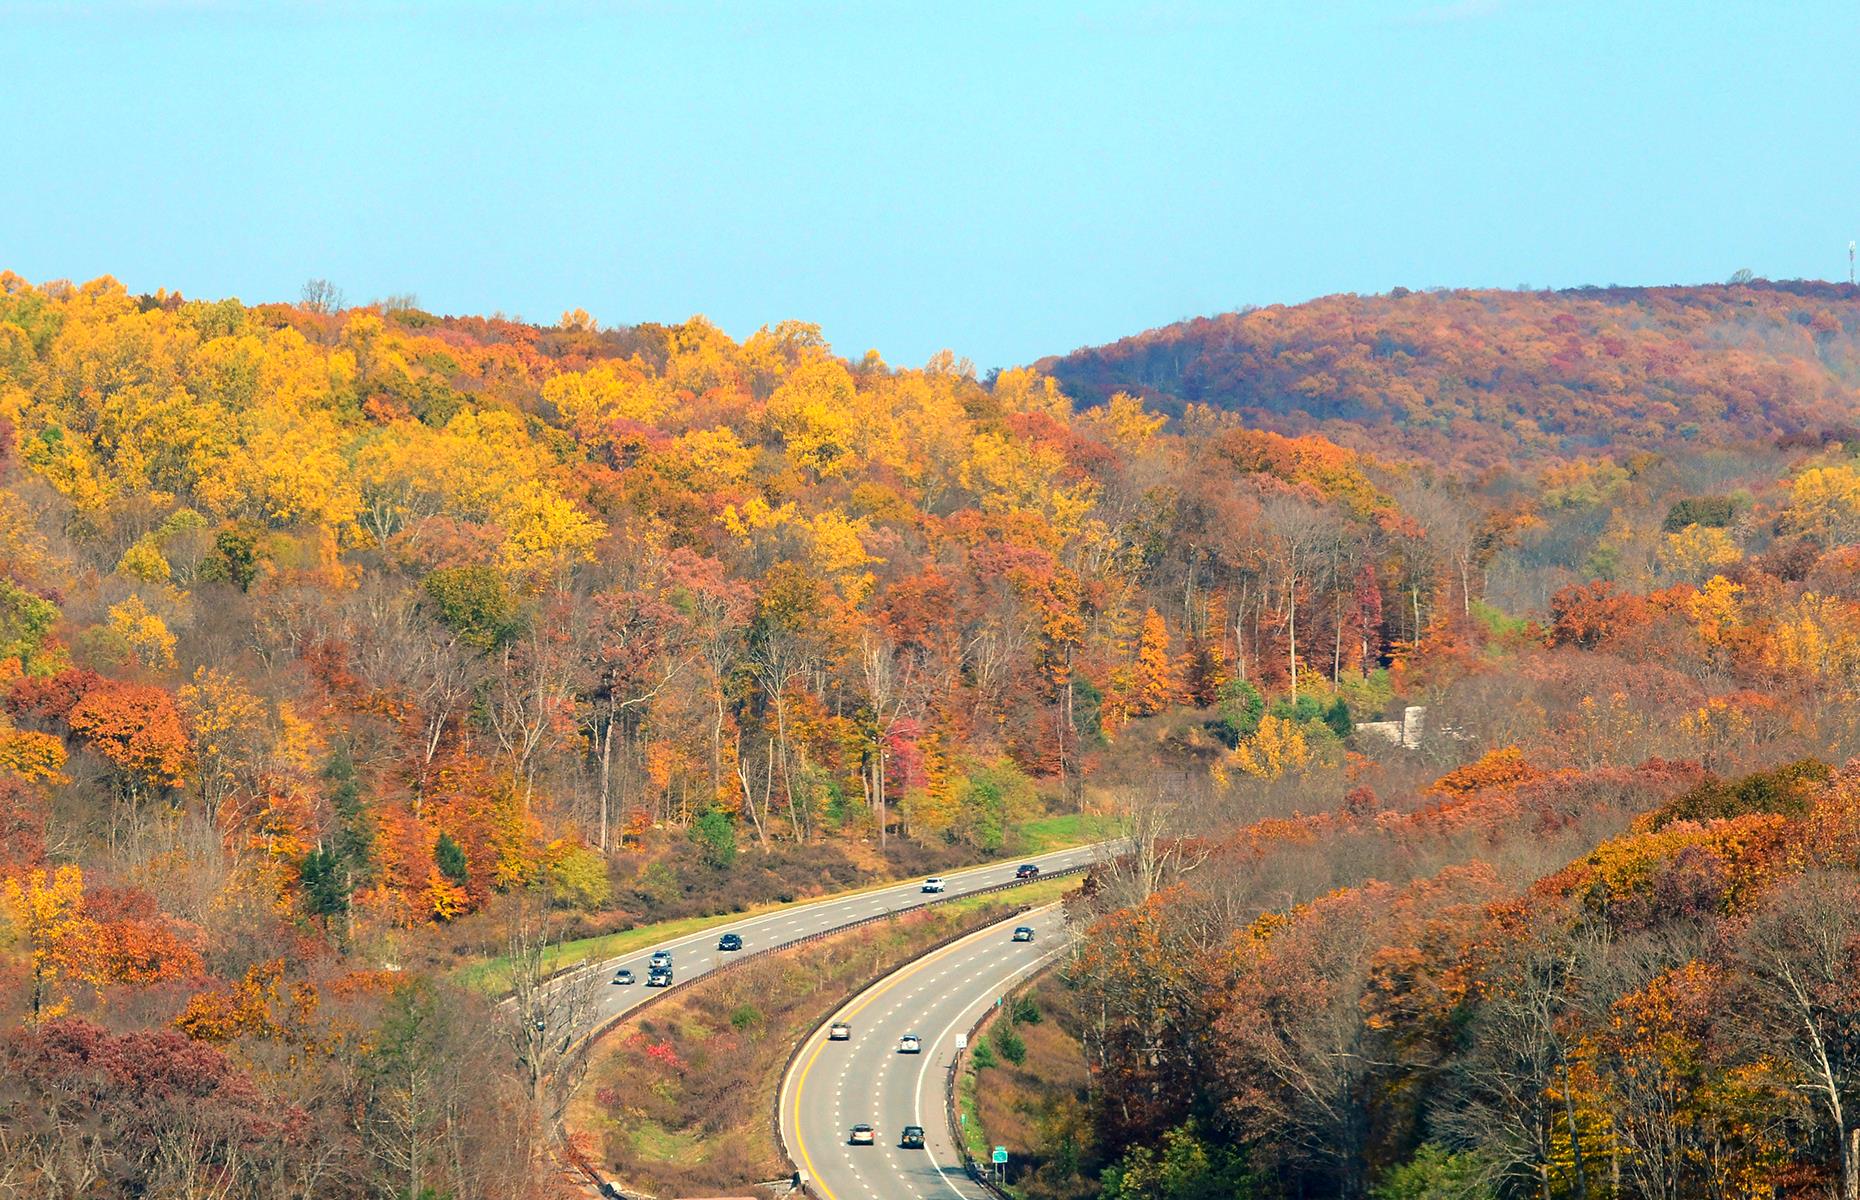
1012,926,1034,942
647,966,673,987
828,1021,851,1041
612,968,636,984
1015,863,1041,880
849,1123,875,1146
900,1125,926,1149
718,932,743,951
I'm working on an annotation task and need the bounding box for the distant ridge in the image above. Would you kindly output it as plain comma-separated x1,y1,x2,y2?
1040,281,1860,467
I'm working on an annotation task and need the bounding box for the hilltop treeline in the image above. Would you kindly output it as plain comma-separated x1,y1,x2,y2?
1046,281,1860,466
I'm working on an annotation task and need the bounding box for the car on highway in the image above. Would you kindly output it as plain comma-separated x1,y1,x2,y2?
898,1033,921,1054
828,1021,851,1040
612,967,636,984
649,949,672,968
921,876,946,892
1012,925,1035,942
848,1123,875,1146
647,965,673,987
1015,863,1041,879
718,932,743,951
900,1125,926,1149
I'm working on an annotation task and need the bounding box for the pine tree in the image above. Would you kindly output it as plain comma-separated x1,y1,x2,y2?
434,833,469,886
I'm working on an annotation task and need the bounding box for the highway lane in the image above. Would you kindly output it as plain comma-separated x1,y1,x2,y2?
576,843,1099,1036
780,904,1071,1200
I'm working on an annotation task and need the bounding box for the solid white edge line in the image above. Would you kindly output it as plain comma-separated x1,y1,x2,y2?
912,927,1067,1200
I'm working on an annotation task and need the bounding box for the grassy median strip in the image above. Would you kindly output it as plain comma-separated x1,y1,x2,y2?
567,879,1079,1198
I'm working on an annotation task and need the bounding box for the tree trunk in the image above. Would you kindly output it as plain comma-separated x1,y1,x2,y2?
736,738,769,850
1561,1058,1591,1200
597,697,614,853
1287,570,1299,702
1332,588,1343,683
1233,580,1248,681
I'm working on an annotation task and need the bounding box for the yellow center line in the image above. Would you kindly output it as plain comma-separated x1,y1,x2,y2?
786,904,1064,1200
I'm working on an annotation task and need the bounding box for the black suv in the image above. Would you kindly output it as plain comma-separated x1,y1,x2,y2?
718,932,743,951
900,1125,926,1149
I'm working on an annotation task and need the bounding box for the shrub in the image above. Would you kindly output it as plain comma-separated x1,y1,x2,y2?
692,809,738,868
991,1023,1026,1065
548,842,613,909
1215,678,1265,745
1371,1144,1496,1199
1642,758,1830,831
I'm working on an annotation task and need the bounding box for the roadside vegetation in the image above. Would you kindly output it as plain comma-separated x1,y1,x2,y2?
962,970,1099,1200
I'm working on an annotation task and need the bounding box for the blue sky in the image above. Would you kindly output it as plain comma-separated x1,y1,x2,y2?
2,0,1854,370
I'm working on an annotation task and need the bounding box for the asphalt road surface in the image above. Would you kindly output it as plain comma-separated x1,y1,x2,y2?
580,844,1099,1034
780,904,1071,1200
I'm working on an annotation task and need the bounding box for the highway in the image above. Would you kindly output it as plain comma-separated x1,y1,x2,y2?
575,843,1099,1035
779,904,1071,1200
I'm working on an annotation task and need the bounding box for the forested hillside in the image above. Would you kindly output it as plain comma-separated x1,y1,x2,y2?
1045,281,1860,466
6,270,1860,1196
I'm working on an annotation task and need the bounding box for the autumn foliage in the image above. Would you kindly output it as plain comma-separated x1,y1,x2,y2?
4,271,1860,1196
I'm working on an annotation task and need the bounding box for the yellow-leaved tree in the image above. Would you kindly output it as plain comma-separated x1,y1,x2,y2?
1658,523,1740,583
106,595,178,670
1783,463,1860,547
1227,714,1312,781
0,865,93,1022
764,357,858,480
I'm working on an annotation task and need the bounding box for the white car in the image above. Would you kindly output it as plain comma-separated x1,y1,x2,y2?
922,877,946,893
898,1034,922,1054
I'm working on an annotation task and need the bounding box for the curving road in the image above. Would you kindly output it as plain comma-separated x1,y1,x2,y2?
576,845,1099,1035
780,904,1072,1200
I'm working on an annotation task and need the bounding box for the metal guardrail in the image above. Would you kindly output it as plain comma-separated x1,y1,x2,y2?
567,861,1092,1198
945,1001,1016,1200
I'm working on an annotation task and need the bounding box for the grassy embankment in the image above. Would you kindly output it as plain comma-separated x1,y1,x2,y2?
569,876,1081,1198
960,967,1098,1200
458,815,1112,994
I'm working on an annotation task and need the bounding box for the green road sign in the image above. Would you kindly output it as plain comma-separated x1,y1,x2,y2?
993,1147,1008,1164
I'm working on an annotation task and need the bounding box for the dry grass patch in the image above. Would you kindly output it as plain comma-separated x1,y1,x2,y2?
964,970,1099,1200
